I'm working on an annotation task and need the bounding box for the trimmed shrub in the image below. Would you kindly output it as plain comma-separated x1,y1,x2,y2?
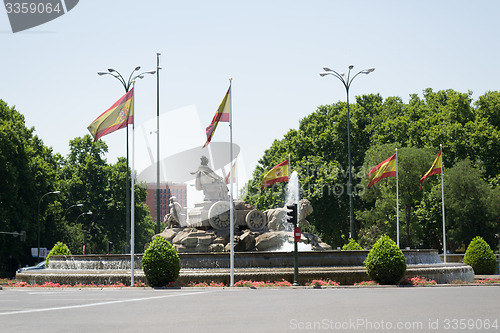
342,238,363,251
142,237,181,287
463,236,497,275
45,241,71,267
364,235,406,285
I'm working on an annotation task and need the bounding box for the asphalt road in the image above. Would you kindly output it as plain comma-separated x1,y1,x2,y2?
1,286,499,332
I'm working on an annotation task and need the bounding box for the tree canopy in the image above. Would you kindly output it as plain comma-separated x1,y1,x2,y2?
244,89,500,251
0,100,154,277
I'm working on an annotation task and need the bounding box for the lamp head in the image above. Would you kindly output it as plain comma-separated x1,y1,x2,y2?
134,66,141,71
361,68,375,74
323,67,333,72
97,72,107,76
348,65,354,70
108,68,115,73
52,191,61,195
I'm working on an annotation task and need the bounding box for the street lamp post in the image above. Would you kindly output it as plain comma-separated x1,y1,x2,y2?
320,65,375,239
37,190,60,260
63,203,83,219
97,66,155,253
76,211,93,254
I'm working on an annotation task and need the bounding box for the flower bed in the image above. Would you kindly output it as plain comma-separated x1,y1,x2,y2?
2,276,498,288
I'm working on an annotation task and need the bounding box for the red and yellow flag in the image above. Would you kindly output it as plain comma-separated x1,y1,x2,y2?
225,160,237,184
420,151,442,188
262,159,289,188
367,154,396,187
88,88,134,142
203,86,230,148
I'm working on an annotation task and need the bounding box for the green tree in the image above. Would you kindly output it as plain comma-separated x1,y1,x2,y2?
417,160,500,251
358,145,436,248
0,100,62,275
59,135,154,255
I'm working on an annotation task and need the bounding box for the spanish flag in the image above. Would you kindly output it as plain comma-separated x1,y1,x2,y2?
367,154,396,187
225,160,237,184
203,86,230,148
420,151,442,188
262,159,289,188
88,88,134,142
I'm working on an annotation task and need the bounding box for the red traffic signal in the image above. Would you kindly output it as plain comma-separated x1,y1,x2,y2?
286,204,297,226
294,227,301,242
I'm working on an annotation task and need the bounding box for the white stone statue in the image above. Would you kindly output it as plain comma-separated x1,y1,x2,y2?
164,196,187,228
190,155,229,202
265,199,313,231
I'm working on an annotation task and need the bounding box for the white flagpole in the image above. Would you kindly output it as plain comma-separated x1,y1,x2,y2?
235,157,239,200
229,78,235,287
130,82,136,286
396,148,400,248
440,144,447,263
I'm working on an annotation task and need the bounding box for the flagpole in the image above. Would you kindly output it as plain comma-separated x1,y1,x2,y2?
156,53,161,235
396,148,400,248
229,78,234,287
440,144,447,263
130,82,136,286
235,158,239,200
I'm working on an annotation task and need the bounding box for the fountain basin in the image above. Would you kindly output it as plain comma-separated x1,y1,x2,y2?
15,250,473,286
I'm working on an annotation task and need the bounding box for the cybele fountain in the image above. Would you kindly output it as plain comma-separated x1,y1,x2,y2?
17,157,474,286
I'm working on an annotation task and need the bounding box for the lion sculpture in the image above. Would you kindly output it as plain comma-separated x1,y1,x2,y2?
264,198,313,231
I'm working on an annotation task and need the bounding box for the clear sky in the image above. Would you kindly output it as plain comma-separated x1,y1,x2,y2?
2,1,500,193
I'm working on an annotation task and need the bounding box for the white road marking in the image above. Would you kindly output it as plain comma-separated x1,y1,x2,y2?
0,290,214,316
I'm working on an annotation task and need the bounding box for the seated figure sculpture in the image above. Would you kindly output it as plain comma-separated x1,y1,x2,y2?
190,155,229,202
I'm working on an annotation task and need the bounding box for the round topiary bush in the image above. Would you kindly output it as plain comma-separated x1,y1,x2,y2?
142,236,181,287
342,238,363,251
463,236,497,275
45,241,71,267
364,235,406,285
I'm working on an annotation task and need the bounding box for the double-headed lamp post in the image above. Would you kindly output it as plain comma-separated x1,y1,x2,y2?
38,190,60,260
320,65,375,239
97,66,155,253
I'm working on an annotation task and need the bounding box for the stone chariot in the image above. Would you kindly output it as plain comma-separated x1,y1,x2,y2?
177,156,267,231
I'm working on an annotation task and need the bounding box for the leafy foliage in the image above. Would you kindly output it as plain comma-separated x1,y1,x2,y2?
0,100,61,276
59,135,154,255
463,236,497,275
142,237,181,287
0,98,154,277
244,88,500,251
45,241,71,267
342,238,363,250
364,235,406,285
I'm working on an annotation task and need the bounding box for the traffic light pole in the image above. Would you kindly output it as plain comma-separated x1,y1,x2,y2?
293,232,299,286
287,203,300,286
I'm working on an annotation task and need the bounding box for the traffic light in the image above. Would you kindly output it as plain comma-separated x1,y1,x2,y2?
286,204,297,226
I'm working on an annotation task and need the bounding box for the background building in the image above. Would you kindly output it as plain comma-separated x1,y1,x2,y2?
144,183,187,224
